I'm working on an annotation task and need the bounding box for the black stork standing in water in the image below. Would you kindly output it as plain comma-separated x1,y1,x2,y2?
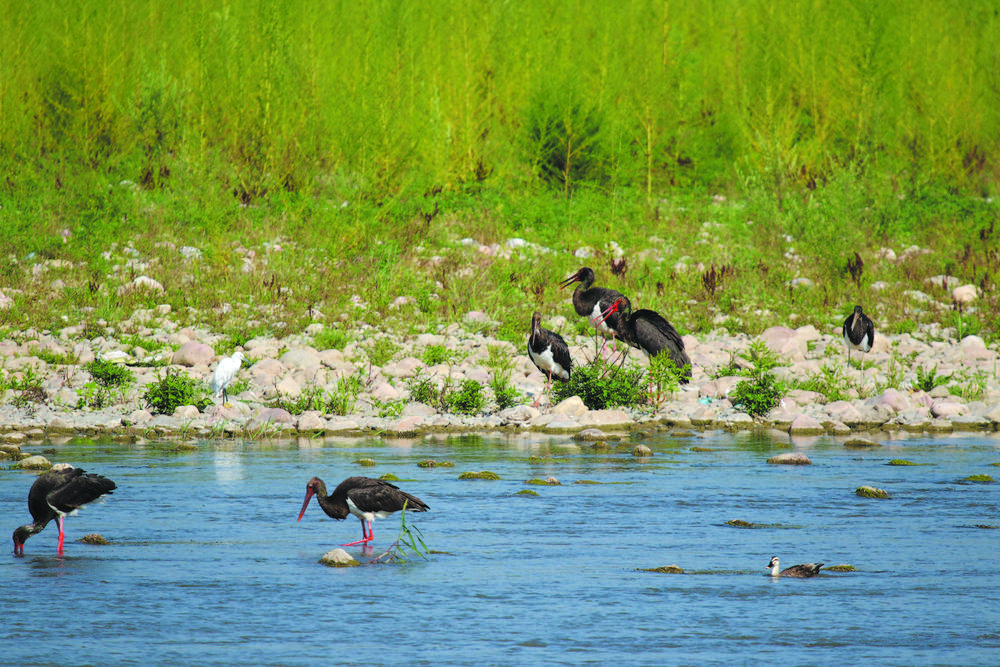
597,297,692,382
12,464,117,555
843,305,875,373
527,311,572,408
297,476,429,547
559,267,629,353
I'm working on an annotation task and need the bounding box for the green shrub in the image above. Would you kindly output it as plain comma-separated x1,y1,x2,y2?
272,384,327,415
444,379,485,416
406,370,442,407
913,364,951,392
80,359,135,408
314,327,351,351
327,372,365,416
143,368,210,414
420,344,453,366
551,357,646,410
730,340,785,419
648,353,687,408
486,344,523,410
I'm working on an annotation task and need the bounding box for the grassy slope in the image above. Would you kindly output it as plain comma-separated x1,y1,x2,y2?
0,0,998,347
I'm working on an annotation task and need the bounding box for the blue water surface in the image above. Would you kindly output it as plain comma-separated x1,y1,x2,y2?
2,430,998,666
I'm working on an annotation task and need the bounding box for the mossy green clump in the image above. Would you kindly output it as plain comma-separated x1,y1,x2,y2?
964,474,994,483
856,485,890,499
379,473,400,482
459,471,501,480
573,479,601,484
515,489,539,496
690,446,716,452
887,459,917,465
79,534,110,545
845,438,881,449
417,459,438,468
726,519,755,528
826,564,856,572
169,442,199,453
640,565,685,574
355,458,377,467
525,478,560,486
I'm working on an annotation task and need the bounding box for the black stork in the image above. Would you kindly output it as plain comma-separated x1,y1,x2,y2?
559,267,629,353
527,311,572,408
297,476,429,547
597,297,692,382
766,556,824,578
843,305,875,372
12,464,117,555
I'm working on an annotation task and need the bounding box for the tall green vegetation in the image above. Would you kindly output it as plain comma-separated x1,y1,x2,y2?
2,0,997,208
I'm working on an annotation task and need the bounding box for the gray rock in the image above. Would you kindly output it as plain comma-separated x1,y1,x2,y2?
172,341,215,367
788,414,824,435
319,548,360,567
767,451,812,465
17,455,51,470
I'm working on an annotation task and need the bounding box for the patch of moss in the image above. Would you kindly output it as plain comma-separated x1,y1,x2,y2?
690,446,715,452
964,474,994,483
856,485,890,499
169,443,199,453
525,478,560,486
573,479,601,484
355,458,377,467
726,519,755,528
639,565,684,574
515,489,539,496
379,473,400,482
887,459,916,466
80,534,110,545
459,470,501,480
845,438,881,448
826,564,856,572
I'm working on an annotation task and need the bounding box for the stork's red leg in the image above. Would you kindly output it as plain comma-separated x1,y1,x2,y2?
57,516,65,553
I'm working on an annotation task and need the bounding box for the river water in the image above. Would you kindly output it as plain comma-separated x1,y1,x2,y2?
2,430,998,666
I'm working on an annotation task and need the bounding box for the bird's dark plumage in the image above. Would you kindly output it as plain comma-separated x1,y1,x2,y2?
12,465,117,555
766,556,823,578
559,267,629,347
599,297,691,382
843,305,875,358
527,311,572,407
297,476,429,546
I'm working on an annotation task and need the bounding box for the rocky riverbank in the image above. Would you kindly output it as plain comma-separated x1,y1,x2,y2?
1,309,999,450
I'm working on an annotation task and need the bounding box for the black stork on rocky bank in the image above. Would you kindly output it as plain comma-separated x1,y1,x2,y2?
12,464,117,555
559,267,630,353
297,476,429,547
527,311,572,408
597,296,692,382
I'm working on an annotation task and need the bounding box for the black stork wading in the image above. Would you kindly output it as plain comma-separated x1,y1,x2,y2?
527,311,572,408
766,556,824,578
843,305,875,372
597,297,692,382
297,476,429,547
12,464,117,555
559,267,629,353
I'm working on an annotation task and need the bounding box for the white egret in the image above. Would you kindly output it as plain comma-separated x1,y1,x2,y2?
211,351,246,405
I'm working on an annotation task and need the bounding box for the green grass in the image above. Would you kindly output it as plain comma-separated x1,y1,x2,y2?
0,0,999,346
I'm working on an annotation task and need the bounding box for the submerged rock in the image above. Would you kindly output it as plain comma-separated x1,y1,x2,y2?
16,455,51,470
640,565,685,574
632,445,653,457
963,474,994,483
378,473,400,482
767,452,811,465
845,438,881,449
355,458,377,467
515,489,539,496
525,477,560,486
856,485,890,499
319,548,360,568
80,534,110,545
459,470,501,480
826,564,856,572
726,519,755,528
887,459,917,466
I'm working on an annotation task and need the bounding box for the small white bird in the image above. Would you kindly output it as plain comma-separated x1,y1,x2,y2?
210,351,246,405
766,556,823,578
